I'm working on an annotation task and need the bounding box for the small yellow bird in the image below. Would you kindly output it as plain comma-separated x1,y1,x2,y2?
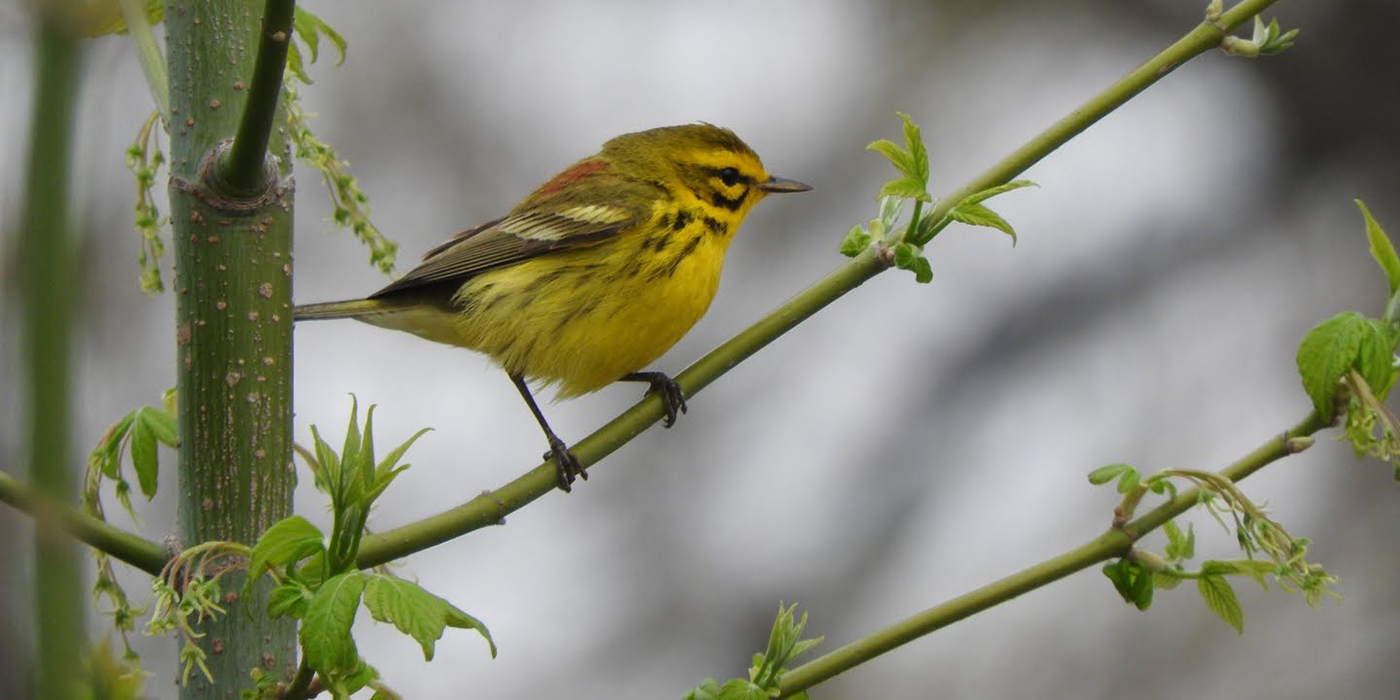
295,124,810,490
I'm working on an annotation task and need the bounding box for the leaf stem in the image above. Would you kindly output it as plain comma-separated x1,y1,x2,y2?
776,411,1326,696
283,656,315,700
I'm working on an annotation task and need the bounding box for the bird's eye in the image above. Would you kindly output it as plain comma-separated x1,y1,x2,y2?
718,167,740,187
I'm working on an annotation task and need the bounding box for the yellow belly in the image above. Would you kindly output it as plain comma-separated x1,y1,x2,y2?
443,228,727,397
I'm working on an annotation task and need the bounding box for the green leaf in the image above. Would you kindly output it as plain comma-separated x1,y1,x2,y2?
900,112,930,188
911,256,933,284
309,425,341,495
1088,463,1133,485
948,202,1018,244
1163,521,1195,562
1152,570,1184,590
877,178,930,202
866,140,913,179
444,602,498,658
138,405,178,446
1358,200,1400,295
1115,468,1141,494
301,571,366,676
1147,477,1176,499
286,7,348,85
959,179,1038,205
893,242,918,269
330,656,379,699
1102,559,1154,610
839,225,872,257
866,112,932,203
247,515,326,587
1296,311,1369,421
716,680,767,700
365,427,431,505
92,413,135,480
1357,319,1397,399
361,574,495,660
1197,575,1243,633
340,398,364,494
267,581,313,620
129,411,159,499
685,679,722,700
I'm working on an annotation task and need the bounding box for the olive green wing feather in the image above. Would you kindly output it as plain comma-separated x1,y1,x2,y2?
371,171,656,298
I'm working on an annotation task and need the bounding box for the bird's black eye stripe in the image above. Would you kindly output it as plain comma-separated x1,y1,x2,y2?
718,167,741,187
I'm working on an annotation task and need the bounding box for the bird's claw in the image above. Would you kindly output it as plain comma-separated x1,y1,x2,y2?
544,437,586,492
646,375,688,428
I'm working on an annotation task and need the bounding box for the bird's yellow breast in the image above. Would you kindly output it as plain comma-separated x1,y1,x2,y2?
448,202,739,397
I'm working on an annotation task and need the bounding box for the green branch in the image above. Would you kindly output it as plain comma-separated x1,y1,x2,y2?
0,471,168,576
216,0,296,195
357,0,1286,569
776,411,1327,696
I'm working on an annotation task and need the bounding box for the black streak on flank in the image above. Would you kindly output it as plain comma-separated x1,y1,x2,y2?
571,263,605,289
554,298,603,335
712,189,746,211
522,265,573,296
650,234,704,281
672,208,693,231
651,230,675,253
702,216,727,236
658,212,672,230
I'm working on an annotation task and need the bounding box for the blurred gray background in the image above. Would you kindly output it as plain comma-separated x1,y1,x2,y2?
3,0,1399,698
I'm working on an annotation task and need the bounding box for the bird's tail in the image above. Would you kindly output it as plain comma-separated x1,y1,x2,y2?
293,299,386,321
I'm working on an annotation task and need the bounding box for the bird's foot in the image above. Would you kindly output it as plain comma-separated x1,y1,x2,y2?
543,436,586,492
625,371,688,427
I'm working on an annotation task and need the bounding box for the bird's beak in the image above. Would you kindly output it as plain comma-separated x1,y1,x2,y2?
758,175,813,194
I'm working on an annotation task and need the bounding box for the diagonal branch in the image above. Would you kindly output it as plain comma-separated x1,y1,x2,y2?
775,411,1328,696
356,0,1287,569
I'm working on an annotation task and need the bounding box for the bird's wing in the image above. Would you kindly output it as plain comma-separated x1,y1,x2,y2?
370,162,655,298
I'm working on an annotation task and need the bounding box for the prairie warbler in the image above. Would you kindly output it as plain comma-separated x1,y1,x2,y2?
295,124,810,489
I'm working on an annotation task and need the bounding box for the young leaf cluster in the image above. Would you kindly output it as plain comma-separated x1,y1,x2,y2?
1220,12,1300,57
843,112,1033,284
86,388,178,516
1295,201,1400,477
685,603,822,700
146,541,252,685
81,389,177,673
126,110,167,294
1089,463,1338,633
285,8,347,86
245,399,491,699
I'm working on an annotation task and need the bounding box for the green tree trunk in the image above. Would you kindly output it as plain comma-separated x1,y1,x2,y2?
23,14,83,700
166,2,297,696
